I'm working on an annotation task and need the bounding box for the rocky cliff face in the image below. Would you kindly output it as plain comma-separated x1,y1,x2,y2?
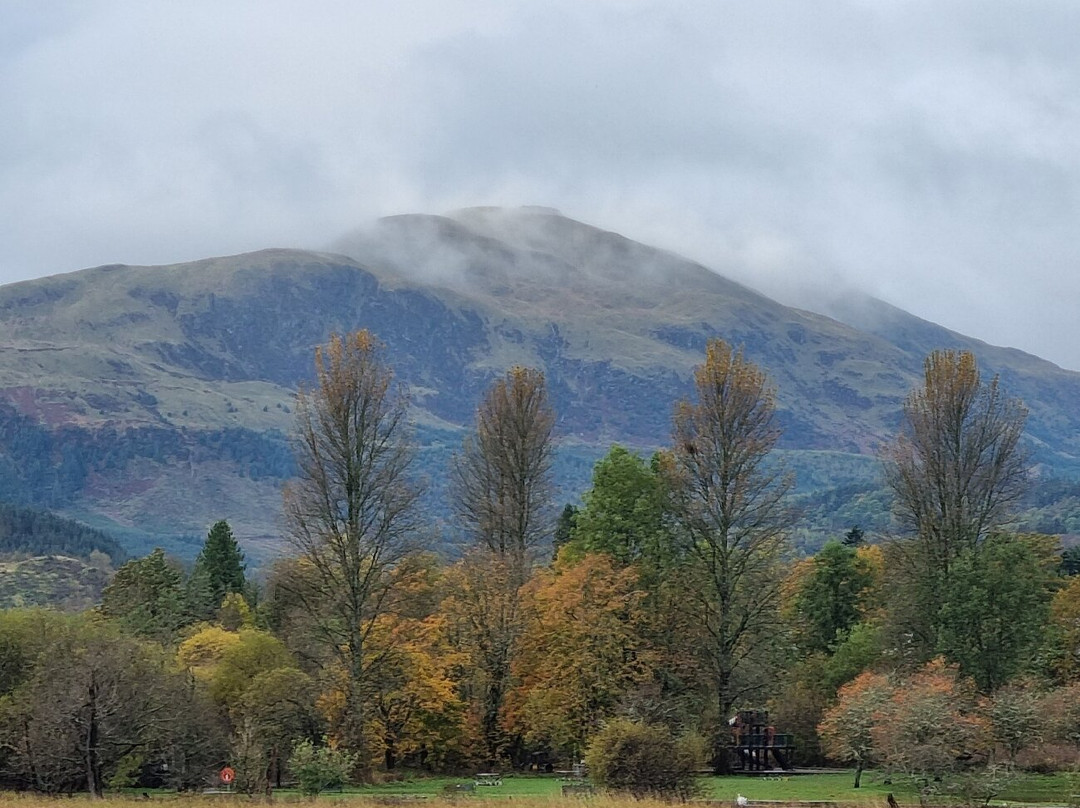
1,208,1077,559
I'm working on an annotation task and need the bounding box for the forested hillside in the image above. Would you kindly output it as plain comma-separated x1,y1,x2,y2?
0,503,124,562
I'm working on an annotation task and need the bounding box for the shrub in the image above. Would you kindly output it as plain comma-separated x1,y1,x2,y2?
585,718,698,800
288,739,355,796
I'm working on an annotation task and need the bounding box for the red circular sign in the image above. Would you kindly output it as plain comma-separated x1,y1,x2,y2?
220,767,235,784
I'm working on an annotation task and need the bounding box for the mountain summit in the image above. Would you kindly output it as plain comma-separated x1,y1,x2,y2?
1,208,1077,558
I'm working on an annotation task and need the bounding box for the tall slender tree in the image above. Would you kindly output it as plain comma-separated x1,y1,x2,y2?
666,339,794,770
448,366,555,762
883,349,1028,574
882,350,1029,658
282,331,422,762
451,366,555,579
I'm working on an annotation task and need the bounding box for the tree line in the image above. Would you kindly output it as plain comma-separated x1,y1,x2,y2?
1,332,1078,798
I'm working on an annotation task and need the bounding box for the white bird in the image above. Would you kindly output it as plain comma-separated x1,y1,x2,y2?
737,795,749,807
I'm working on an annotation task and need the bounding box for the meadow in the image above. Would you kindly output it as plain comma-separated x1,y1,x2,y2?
71,770,1076,806
305,771,1075,803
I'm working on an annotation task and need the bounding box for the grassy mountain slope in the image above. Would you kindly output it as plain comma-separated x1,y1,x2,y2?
0,207,1077,559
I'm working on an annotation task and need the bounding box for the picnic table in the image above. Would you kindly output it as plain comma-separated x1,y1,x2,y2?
474,772,503,787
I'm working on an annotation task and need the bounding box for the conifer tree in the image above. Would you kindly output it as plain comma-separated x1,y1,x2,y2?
191,520,247,618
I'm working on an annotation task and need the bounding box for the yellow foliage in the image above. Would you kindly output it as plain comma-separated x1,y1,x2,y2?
175,624,241,676
506,552,653,755
217,591,254,630
1048,575,1080,682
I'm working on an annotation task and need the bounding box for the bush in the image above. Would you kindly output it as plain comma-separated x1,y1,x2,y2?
288,739,355,796
585,718,698,800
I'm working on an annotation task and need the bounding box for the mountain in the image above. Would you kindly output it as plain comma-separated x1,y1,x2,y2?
1,207,1078,561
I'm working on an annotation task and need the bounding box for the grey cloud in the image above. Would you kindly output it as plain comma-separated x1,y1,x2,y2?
2,1,1079,369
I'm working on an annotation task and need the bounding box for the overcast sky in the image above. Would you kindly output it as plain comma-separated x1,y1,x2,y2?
3,1,1080,368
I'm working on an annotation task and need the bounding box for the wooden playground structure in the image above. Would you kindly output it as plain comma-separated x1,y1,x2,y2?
726,709,795,771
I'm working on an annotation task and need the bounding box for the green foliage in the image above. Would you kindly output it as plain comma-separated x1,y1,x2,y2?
823,621,883,693
100,548,191,642
585,718,698,799
0,554,112,612
0,613,224,795
569,445,670,570
288,738,356,796
842,525,864,547
190,519,246,620
552,503,578,557
937,534,1053,690
208,628,296,707
1061,545,1080,576
796,540,874,654
0,608,71,696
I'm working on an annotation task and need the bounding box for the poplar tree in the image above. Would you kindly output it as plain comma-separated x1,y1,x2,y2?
667,339,794,770
883,349,1027,570
882,349,1030,659
448,366,555,762
283,330,421,762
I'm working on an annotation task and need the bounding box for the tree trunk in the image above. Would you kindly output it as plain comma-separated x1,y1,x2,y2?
713,672,734,774
853,760,863,788
86,675,103,798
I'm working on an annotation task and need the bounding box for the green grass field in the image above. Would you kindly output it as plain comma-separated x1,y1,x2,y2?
289,770,1078,805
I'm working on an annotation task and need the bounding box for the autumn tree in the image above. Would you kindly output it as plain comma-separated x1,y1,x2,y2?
507,551,653,758
883,350,1028,643
666,339,794,769
441,552,523,764
871,659,990,797
353,558,465,771
984,681,1042,764
282,330,422,761
451,365,555,578
448,366,555,762
818,671,892,787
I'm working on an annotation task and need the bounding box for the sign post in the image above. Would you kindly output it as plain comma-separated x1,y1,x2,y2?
220,767,235,789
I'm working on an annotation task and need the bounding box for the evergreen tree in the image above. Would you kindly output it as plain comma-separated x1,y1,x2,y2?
1061,545,1080,576
191,520,246,619
842,525,865,547
100,548,189,642
552,503,578,559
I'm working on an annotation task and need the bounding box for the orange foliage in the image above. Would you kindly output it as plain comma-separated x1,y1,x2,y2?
870,658,990,778
505,552,654,757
